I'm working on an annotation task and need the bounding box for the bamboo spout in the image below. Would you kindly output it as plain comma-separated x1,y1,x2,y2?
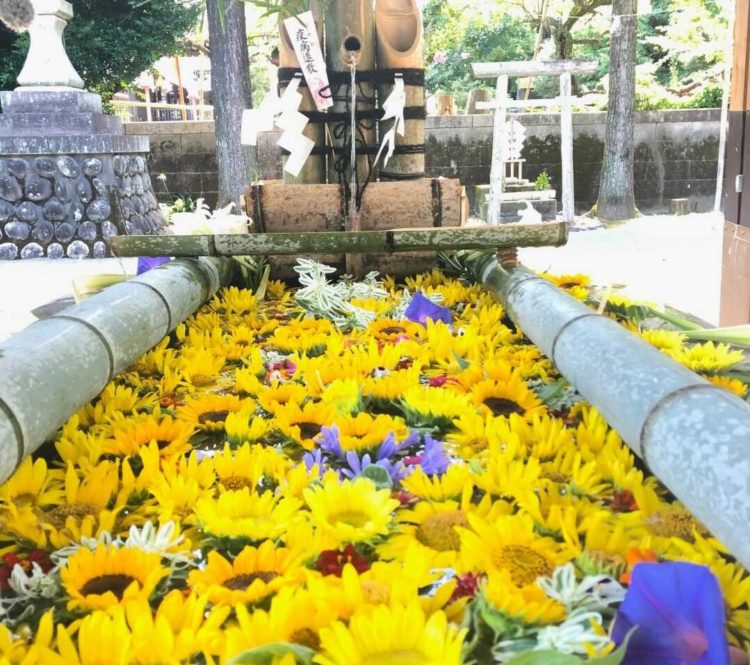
341,33,363,66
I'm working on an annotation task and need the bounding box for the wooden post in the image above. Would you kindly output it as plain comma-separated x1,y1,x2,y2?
559,71,575,223
488,75,509,225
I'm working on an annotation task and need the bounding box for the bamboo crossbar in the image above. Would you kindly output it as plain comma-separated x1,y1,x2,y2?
472,60,598,79
110,222,568,258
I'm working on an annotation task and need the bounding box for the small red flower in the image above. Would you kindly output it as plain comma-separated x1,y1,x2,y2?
607,489,638,513
316,545,371,577
0,549,52,591
393,490,419,506
428,375,449,388
450,573,482,602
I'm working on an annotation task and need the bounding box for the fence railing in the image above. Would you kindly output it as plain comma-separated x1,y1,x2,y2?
110,100,214,123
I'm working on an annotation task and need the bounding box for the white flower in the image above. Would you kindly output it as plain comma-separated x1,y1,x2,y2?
124,521,191,565
537,563,626,612
8,563,59,600
534,609,611,655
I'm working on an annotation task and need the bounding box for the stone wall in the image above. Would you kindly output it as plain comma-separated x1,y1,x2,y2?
126,108,721,213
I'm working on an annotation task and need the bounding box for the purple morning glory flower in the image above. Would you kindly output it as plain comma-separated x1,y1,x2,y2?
137,256,170,275
612,562,729,665
405,292,452,326
303,449,324,472
418,434,451,475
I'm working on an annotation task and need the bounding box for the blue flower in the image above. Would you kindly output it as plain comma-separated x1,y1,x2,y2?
319,426,344,458
137,256,170,275
404,292,452,326
612,561,729,665
418,434,451,475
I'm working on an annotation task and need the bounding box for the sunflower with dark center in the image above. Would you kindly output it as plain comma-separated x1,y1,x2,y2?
188,540,305,605
61,544,169,611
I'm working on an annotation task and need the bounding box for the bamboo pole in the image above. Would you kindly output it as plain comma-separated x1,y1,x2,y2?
279,1,326,183
459,250,750,571
0,258,234,484
325,0,376,185
375,0,425,180
110,222,568,258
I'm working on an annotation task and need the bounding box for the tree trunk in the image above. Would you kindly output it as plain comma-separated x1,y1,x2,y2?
206,0,254,209
596,0,638,221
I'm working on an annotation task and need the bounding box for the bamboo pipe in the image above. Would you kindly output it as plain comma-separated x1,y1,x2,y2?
375,0,425,179
0,258,234,484
461,250,750,570
325,0,376,186
278,0,326,184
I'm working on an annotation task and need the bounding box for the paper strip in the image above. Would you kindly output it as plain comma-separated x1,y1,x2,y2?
283,11,332,111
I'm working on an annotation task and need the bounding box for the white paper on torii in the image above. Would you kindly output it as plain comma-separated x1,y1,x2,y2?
274,76,315,177
373,76,406,169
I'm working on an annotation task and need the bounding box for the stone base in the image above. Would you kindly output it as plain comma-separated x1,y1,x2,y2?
475,184,559,222
0,89,166,260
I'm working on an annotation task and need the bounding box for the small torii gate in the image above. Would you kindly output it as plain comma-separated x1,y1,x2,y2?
472,60,598,225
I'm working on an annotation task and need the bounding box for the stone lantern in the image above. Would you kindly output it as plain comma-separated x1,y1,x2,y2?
0,0,166,260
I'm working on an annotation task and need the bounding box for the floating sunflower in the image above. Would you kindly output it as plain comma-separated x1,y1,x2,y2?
0,457,63,510
188,541,304,605
176,394,250,432
400,465,473,502
304,475,399,547
330,412,409,453
257,382,309,414
319,378,362,415
213,443,289,491
104,415,195,458
401,386,472,430
273,401,337,450
469,376,547,421
194,488,303,543
61,544,168,611
706,375,749,398
209,286,257,317
671,341,745,374
53,609,132,664
316,602,465,665
178,348,229,391
459,513,570,584
482,568,566,626
224,410,271,446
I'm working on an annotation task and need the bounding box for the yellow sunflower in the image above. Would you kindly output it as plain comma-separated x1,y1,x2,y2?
706,375,748,398
639,329,687,353
458,513,571,583
273,401,337,450
362,367,422,402
331,412,409,453
224,410,271,445
0,456,63,510
53,609,132,664
469,376,547,421
541,273,590,301
400,465,473,501
316,602,465,665
483,568,566,626
178,348,229,391
41,462,122,549
61,544,168,611
270,317,337,354
176,394,250,431
209,286,257,316
194,488,303,542
367,318,424,343
304,475,399,547
401,386,472,429
257,382,308,414
103,415,194,458
672,341,745,374
188,541,305,606
319,378,362,415
213,443,290,491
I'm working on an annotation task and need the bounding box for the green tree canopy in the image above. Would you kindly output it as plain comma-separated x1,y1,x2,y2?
0,0,202,100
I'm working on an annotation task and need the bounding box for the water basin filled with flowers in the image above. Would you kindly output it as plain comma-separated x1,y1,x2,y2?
0,261,748,664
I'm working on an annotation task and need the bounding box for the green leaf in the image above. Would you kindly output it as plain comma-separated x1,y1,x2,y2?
452,350,471,370
226,642,315,665
588,629,636,665
360,465,393,490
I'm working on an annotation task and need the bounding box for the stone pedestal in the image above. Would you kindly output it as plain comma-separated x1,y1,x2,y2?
475,182,558,223
0,89,166,260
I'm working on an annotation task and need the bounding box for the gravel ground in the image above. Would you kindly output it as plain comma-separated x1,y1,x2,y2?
0,211,723,343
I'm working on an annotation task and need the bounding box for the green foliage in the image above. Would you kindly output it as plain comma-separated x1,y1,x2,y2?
534,170,551,191
0,0,202,101
503,630,635,665
424,1,534,108
227,642,315,665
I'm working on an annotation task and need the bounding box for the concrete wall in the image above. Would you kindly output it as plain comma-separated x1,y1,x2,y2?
125,108,721,213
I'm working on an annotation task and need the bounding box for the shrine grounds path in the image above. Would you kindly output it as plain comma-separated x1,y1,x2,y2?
0,211,723,343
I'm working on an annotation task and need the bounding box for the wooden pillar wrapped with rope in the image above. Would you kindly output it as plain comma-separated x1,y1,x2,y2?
325,0,377,190
278,1,326,184
375,0,426,181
